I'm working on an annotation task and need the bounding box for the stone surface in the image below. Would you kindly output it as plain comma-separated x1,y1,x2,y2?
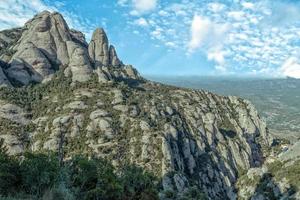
88,28,109,67
0,101,29,125
0,66,11,87
1,11,294,200
109,45,122,66
66,41,92,82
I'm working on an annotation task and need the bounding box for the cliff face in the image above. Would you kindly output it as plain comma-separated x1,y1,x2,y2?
0,11,278,200
0,11,132,86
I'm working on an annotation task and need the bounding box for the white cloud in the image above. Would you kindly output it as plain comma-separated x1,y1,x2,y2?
207,48,227,65
241,2,255,10
129,10,140,16
134,18,148,26
188,15,211,51
228,11,245,21
280,57,300,78
208,3,226,12
122,0,300,76
158,10,169,16
132,0,157,13
165,41,176,48
188,15,228,52
0,0,98,41
117,0,129,6
151,27,163,39
0,0,55,29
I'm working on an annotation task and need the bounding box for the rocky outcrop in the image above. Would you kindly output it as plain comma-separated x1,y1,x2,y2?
0,11,128,86
0,75,273,199
70,29,88,47
7,42,54,84
12,11,70,67
88,28,123,67
0,11,289,200
0,65,10,87
88,28,110,67
65,41,92,82
109,45,122,66
0,28,23,63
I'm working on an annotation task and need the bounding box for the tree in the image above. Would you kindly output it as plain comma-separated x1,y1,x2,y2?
85,158,122,200
20,152,60,196
0,139,20,195
120,165,159,200
68,156,98,197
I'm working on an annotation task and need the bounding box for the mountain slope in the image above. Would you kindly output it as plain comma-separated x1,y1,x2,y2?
1,11,298,200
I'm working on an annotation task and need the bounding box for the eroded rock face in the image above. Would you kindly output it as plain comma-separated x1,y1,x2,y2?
89,28,110,67
0,66,10,87
7,42,54,84
3,11,70,84
109,45,122,67
0,11,281,200
70,29,88,47
88,28,123,67
14,11,71,66
0,79,272,199
66,41,92,82
0,11,137,86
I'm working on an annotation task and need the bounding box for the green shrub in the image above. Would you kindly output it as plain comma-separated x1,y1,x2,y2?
42,183,75,200
20,152,60,196
120,165,159,200
68,156,98,196
0,139,20,195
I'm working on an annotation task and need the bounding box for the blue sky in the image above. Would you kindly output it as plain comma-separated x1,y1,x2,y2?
1,0,300,78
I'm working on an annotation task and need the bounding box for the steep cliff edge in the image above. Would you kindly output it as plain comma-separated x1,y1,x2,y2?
1,11,297,200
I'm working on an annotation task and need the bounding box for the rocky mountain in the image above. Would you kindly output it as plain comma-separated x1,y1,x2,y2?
0,11,299,200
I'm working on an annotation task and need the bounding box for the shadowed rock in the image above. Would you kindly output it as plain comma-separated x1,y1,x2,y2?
109,45,122,66
0,65,11,87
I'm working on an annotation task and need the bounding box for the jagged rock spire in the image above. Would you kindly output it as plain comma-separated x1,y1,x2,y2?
88,28,123,67
109,45,122,67
88,28,109,67
0,11,131,86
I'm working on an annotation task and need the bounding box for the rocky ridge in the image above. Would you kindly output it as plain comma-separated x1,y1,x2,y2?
0,11,299,200
0,11,138,86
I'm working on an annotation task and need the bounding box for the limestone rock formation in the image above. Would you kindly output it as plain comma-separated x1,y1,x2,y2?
0,65,10,87
70,29,88,47
1,11,298,200
109,45,122,66
88,28,123,67
89,28,110,67
0,11,128,86
66,41,92,82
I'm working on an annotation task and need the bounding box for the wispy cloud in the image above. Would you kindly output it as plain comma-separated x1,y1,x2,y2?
188,15,229,53
121,0,300,77
280,57,300,78
0,0,97,41
132,0,157,13
134,17,149,27
0,0,55,29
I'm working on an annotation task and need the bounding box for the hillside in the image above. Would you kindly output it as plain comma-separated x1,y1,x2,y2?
0,11,299,200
